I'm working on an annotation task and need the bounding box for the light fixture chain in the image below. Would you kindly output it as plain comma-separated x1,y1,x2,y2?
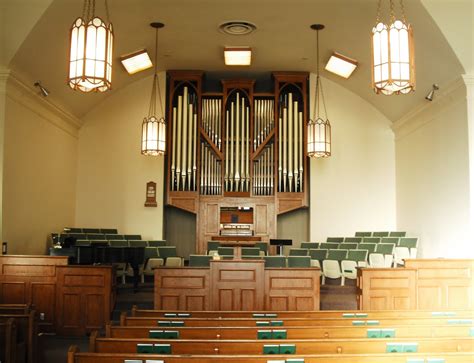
375,0,382,23
154,27,165,117
316,29,320,77
104,0,111,22
399,0,407,23
315,76,320,118
389,0,396,23
82,0,88,20
319,75,328,119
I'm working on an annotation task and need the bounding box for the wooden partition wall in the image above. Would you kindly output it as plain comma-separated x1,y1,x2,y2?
357,259,473,310
154,260,320,311
0,255,115,335
165,71,309,253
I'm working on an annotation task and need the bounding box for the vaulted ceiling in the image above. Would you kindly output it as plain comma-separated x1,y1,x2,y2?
5,0,468,122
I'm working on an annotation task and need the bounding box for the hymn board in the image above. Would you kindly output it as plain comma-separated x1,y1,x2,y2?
165,71,309,253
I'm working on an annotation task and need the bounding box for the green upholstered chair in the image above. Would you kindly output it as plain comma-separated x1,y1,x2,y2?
144,247,159,259
217,246,234,256
254,242,268,256
322,249,348,285
339,243,358,250
381,237,399,245
372,231,389,237
326,237,344,243
398,237,418,249
68,232,87,240
287,256,311,268
319,242,339,250
341,250,368,283
389,231,406,237
207,241,221,254
362,237,381,244
301,242,319,249
375,243,395,255
148,240,167,247
74,239,90,247
264,256,286,268
109,240,129,247
289,248,308,256
357,243,377,253
327,249,348,261
308,248,328,267
344,237,362,243
86,233,106,240
100,228,118,234
189,255,212,267
106,234,125,240
129,240,148,247
242,247,260,256
355,231,372,237
157,246,178,259
83,228,101,234
347,249,368,265
125,234,142,240
370,243,395,267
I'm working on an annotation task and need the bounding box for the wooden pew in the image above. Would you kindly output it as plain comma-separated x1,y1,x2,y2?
131,306,474,319
0,317,17,363
67,345,474,363
0,310,37,363
106,322,474,340
120,314,473,327
89,333,474,355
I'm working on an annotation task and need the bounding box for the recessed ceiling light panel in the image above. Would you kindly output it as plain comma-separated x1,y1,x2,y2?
219,21,257,35
121,49,153,75
325,52,358,79
224,47,252,66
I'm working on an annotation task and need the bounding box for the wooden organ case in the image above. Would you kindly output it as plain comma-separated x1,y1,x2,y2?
166,71,309,253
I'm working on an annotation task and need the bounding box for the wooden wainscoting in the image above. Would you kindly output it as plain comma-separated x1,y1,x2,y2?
55,265,114,335
210,260,264,311
357,268,417,310
264,268,320,311
154,267,210,310
405,259,474,310
0,255,69,331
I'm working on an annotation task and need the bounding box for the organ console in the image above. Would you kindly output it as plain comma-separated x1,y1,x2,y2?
165,71,309,253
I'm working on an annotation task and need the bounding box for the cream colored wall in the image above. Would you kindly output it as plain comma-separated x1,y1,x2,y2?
309,74,396,241
394,78,471,258
3,73,78,254
75,73,165,239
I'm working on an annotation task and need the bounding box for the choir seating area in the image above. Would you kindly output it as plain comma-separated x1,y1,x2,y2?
66,307,474,363
293,231,418,285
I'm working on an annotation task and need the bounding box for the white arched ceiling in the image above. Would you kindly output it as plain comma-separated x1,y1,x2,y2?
4,0,469,122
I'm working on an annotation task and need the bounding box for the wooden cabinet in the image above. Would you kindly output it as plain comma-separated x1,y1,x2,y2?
154,260,320,311
358,259,474,310
55,265,114,335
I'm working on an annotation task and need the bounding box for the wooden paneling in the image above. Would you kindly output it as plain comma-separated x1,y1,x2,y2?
358,259,474,310
357,268,417,310
56,265,114,335
405,259,474,310
210,260,264,311
154,261,320,311
265,268,320,311
0,255,68,331
154,268,210,310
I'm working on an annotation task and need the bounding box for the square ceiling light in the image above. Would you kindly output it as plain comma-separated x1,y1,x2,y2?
224,47,252,66
325,52,358,78
120,49,153,74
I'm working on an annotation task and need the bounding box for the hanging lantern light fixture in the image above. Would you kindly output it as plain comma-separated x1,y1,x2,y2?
371,0,415,95
68,0,113,92
307,24,331,158
141,22,166,156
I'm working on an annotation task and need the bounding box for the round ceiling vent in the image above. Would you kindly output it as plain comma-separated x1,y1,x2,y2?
219,21,257,35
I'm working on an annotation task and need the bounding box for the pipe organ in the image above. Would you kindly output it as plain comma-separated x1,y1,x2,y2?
166,71,308,253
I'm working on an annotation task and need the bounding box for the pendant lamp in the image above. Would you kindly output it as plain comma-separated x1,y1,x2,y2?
307,24,331,158
68,0,113,92
141,22,166,156
371,0,415,95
